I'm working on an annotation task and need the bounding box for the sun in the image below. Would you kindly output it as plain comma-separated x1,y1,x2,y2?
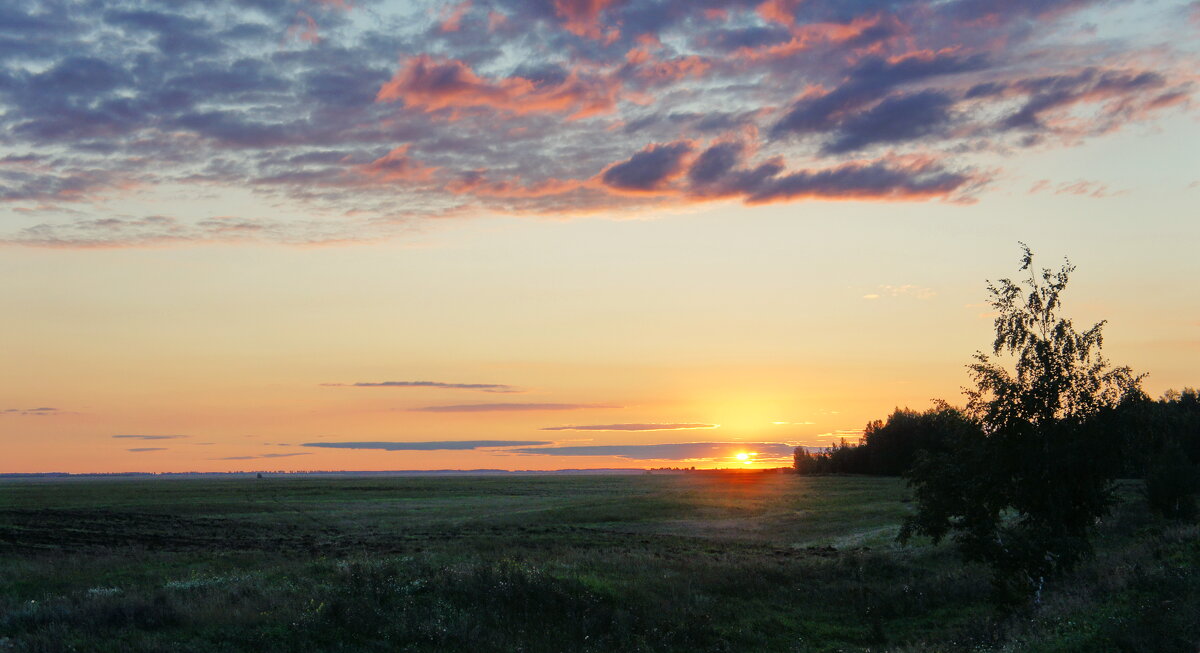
735,452,751,464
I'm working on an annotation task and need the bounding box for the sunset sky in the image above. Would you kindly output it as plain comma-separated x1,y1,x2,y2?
2,0,1198,473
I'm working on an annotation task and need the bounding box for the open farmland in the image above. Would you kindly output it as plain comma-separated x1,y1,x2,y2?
0,473,1196,652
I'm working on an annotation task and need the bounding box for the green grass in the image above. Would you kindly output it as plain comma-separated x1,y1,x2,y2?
0,473,1195,652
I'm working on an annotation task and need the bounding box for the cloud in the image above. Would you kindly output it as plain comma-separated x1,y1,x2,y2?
601,140,982,202
1029,179,1123,198
601,142,694,193
815,429,865,439
213,453,313,460
823,90,957,154
553,0,619,40
687,142,743,185
508,442,797,461
303,440,552,451
412,403,615,412
771,52,987,145
2,407,60,416
863,284,937,300
127,447,167,452
0,0,1192,247
321,380,520,392
375,55,618,120
743,159,979,203
540,423,718,431
355,146,439,183
999,68,1168,132
439,1,472,33
112,434,188,440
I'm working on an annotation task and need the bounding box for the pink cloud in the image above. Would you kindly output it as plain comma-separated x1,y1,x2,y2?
1030,179,1125,198
286,11,320,44
439,1,472,32
553,0,619,41
625,46,711,84
376,55,620,120
487,10,507,31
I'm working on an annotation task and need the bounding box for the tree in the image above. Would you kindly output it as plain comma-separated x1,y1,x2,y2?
1142,387,1200,518
860,402,979,476
793,446,816,474
900,244,1144,604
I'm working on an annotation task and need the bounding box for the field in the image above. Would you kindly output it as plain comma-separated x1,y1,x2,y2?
0,473,1196,652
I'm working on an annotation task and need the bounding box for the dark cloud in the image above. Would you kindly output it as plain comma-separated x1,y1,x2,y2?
214,452,313,460
696,25,792,52
687,142,742,185
1000,68,1168,131
746,160,976,203
541,423,719,431
509,442,797,460
321,380,520,392
303,440,552,451
127,447,167,452
679,143,978,201
2,407,59,416
772,53,988,140
412,403,616,412
104,9,221,57
824,90,956,153
32,57,131,96
112,434,188,440
601,142,693,192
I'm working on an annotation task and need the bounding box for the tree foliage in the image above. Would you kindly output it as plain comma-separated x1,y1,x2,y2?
792,403,979,476
900,244,1145,604
1140,388,1200,518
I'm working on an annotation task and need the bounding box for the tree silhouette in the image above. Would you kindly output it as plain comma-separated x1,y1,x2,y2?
900,244,1144,604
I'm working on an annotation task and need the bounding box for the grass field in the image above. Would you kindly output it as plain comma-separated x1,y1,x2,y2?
0,472,1196,652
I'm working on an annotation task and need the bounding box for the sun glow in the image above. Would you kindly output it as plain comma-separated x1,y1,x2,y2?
735,452,751,464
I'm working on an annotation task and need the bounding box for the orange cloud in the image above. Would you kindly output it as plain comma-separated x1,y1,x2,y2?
356,145,438,183
734,16,889,62
757,0,802,26
448,174,588,199
376,55,619,120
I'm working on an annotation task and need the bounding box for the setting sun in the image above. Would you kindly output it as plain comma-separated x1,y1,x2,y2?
736,453,752,464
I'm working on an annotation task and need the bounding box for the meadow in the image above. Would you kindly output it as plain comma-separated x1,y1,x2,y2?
0,473,1196,652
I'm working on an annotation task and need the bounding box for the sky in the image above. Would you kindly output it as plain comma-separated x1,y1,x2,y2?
1,0,1198,473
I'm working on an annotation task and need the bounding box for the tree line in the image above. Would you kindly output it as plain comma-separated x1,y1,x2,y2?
794,392,1200,515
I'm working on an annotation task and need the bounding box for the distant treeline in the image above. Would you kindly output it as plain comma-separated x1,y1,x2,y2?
794,389,1200,482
